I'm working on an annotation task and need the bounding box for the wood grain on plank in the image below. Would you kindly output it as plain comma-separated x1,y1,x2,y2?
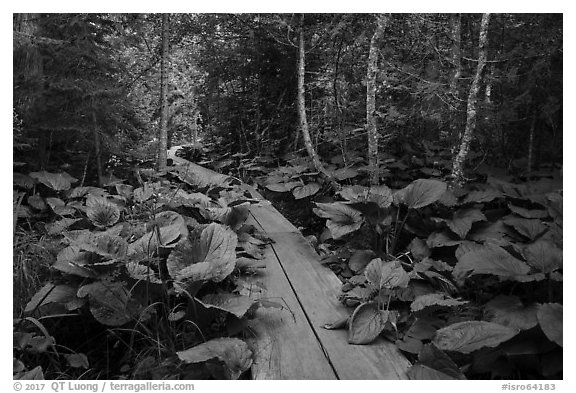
166,150,410,379
249,203,411,379
244,212,337,380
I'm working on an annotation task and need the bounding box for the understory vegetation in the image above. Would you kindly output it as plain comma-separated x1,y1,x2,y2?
14,13,562,380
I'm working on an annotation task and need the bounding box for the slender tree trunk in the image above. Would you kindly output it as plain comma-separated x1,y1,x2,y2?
448,13,462,142
157,13,169,171
297,14,327,175
91,106,103,187
451,13,491,186
366,14,388,185
527,109,536,175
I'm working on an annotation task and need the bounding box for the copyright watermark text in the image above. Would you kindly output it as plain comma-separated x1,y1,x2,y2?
13,381,194,393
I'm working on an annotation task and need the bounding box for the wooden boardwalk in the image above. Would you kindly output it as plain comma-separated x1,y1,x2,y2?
167,146,411,379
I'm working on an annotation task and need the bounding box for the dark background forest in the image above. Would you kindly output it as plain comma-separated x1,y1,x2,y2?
13,13,562,183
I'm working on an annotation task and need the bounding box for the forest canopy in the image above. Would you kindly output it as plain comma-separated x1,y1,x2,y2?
13,13,562,183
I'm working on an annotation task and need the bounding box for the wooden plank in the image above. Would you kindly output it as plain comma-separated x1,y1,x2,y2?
249,203,411,380
167,146,237,187
165,150,410,379
243,212,337,380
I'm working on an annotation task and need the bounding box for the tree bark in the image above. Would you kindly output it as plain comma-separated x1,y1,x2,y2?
451,13,491,187
297,14,328,176
527,108,536,175
91,106,103,187
447,13,462,142
366,14,388,185
157,13,170,171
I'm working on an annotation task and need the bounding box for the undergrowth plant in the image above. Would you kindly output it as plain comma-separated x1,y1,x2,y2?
313,174,562,379
13,166,281,380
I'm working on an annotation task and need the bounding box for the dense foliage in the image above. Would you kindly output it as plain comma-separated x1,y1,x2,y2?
14,13,562,380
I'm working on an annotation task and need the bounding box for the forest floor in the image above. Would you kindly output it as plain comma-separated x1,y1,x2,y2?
13,143,563,380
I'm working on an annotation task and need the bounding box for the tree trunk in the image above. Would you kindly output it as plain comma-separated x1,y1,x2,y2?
91,106,103,187
451,13,491,187
157,13,170,171
366,14,388,185
527,109,536,175
447,13,462,142
297,14,327,175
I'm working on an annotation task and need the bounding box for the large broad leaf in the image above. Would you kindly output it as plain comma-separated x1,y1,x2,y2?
64,353,89,369
313,202,363,239
433,321,519,354
408,237,431,260
53,247,97,278
405,316,444,341
348,249,376,273
86,199,120,228
455,241,483,260
348,302,389,344
502,216,548,240
292,182,321,199
522,239,563,273
14,172,36,189
25,283,83,313
417,343,467,380
453,244,530,280
77,281,141,326
14,365,44,380
484,295,540,331
166,223,237,283
365,258,409,290
27,195,47,211
333,167,359,181
265,181,300,193
114,184,134,200
438,189,459,207
29,171,76,191
545,192,562,223
508,203,548,219
128,211,188,255
46,218,82,235
410,293,468,312
339,185,393,208
133,183,155,203
446,208,486,239
68,186,107,199
467,220,512,243
198,294,256,319
394,179,447,209
204,205,249,231
487,177,526,198
462,189,503,204
69,233,128,260
126,262,162,284
177,338,253,380
537,303,562,347
46,197,76,216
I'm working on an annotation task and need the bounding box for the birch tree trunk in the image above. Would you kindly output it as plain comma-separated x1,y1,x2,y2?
366,14,388,185
451,13,491,186
297,14,327,176
448,13,462,142
157,13,170,172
